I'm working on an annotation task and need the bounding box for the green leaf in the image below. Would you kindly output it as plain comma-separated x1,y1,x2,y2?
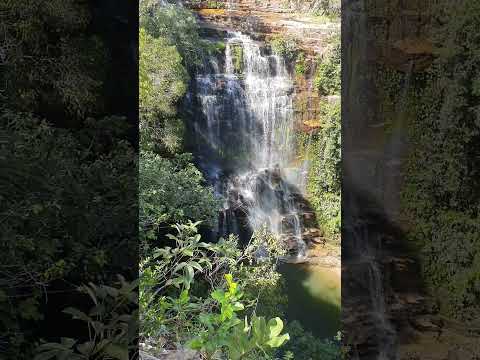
188,260,203,272
220,304,234,320
103,285,119,298
184,265,194,289
77,341,95,355
266,333,290,348
267,317,284,337
58,350,78,360
232,302,244,311
63,307,92,323
211,289,225,303
89,304,106,317
34,350,60,360
173,262,187,273
182,248,194,257
187,338,203,350
179,289,190,304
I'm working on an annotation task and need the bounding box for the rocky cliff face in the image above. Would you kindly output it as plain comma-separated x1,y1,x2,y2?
185,0,339,131
343,1,479,359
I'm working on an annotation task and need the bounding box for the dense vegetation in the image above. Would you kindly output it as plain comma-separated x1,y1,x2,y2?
303,102,341,238
1,1,138,359
1,0,342,358
138,1,292,358
400,0,480,321
296,36,341,239
139,1,342,359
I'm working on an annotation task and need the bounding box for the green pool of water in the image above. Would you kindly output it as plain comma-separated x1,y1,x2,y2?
279,263,341,338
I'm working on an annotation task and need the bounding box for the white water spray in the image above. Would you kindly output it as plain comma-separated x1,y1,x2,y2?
194,31,306,259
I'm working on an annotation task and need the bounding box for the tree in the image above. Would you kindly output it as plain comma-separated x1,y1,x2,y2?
139,152,220,247
139,28,188,154
140,0,206,70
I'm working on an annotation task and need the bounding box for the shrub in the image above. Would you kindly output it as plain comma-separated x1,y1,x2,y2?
188,275,289,360
140,0,206,70
140,222,290,357
269,35,298,63
295,52,308,75
139,152,221,247
34,276,138,360
400,0,480,321
300,101,341,238
139,28,188,155
314,41,340,96
278,321,341,360
1,112,138,357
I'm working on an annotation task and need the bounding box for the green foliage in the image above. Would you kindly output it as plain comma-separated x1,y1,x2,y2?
0,0,106,118
140,222,290,357
35,276,138,360
206,0,226,8
188,275,289,360
239,228,288,320
140,0,206,70
299,102,341,238
140,221,215,341
139,28,188,118
295,52,308,76
281,0,340,18
139,28,188,154
269,35,298,63
295,34,341,239
139,152,220,243
1,112,137,279
1,111,137,357
400,0,480,320
311,0,341,18
231,44,245,73
1,1,138,359
314,39,340,96
278,321,341,360
205,41,227,56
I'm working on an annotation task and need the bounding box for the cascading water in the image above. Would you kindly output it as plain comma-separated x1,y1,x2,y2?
344,211,399,359
191,31,307,259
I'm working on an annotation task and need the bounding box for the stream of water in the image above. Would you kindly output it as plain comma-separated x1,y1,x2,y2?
192,31,306,256
190,30,340,337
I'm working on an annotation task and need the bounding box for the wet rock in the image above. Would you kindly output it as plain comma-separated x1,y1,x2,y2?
310,236,326,245
411,317,441,332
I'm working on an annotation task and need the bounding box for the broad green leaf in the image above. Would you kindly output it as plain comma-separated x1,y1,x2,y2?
77,341,95,355
63,308,92,323
232,302,244,311
179,289,190,303
173,262,187,273
187,338,203,350
267,317,284,337
59,338,76,348
34,350,60,360
211,289,225,303
266,333,290,348
182,248,194,257
184,265,194,289
188,260,203,272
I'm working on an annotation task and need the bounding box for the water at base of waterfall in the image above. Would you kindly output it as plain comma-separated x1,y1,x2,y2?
191,31,307,260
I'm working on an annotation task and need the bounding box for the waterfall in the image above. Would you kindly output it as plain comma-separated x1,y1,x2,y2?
344,214,399,359
192,31,306,259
